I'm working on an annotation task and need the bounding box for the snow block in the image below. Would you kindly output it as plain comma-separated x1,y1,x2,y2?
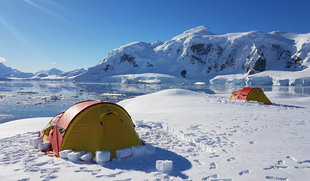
80,152,93,162
132,145,146,157
67,151,83,162
59,149,72,159
39,141,50,152
156,160,173,172
116,148,133,159
95,151,110,164
29,138,41,149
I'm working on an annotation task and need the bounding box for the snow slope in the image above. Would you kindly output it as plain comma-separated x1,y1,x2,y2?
74,26,310,82
0,89,309,180
0,62,34,78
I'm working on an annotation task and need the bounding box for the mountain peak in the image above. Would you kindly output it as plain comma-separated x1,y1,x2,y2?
184,25,214,35
35,68,63,76
173,26,214,41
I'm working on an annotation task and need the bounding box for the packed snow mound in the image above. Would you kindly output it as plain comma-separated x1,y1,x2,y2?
74,26,310,82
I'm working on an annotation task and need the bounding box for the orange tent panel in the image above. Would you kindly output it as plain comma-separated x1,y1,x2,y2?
41,100,142,158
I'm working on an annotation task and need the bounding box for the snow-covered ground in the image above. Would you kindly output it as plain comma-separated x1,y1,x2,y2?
0,89,310,180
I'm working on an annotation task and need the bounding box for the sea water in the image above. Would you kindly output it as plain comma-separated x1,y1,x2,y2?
0,80,309,124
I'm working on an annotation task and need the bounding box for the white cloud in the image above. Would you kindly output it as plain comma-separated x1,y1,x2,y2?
24,0,73,25
0,57,6,62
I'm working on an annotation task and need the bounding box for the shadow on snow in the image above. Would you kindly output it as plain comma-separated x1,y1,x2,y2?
271,103,305,109
101,146,192,179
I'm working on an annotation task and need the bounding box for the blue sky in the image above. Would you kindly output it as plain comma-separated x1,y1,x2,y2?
0,0,309,73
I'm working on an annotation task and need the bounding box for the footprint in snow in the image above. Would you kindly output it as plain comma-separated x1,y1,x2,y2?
227,157,236,162
209,162,216,169
32,161,48,167
264,160,289,170
239,170,249,175
265,176,288,180
295,159,310,169
298,160,310,164
193,159,203,165
209,153,220,158
202,174,218,180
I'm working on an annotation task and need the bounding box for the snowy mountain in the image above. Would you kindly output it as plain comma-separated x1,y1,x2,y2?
0,62,34,78
74,26,310,82
59,68,86,77
31,68,87,80
35,68,63,77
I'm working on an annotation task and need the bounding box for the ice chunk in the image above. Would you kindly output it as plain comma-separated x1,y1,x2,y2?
39,141,50,152
116,148,133,159
156,160,173,172
132,145,145,156
59,149,72,159
80,152,93,162
95,151,110,164
67,151,83,162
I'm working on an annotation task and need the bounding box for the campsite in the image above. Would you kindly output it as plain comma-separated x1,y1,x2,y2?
0,82,310,181
1,0,310,180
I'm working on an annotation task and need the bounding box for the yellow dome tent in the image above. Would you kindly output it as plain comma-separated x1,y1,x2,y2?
41,100,142,158
230,87,272,104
